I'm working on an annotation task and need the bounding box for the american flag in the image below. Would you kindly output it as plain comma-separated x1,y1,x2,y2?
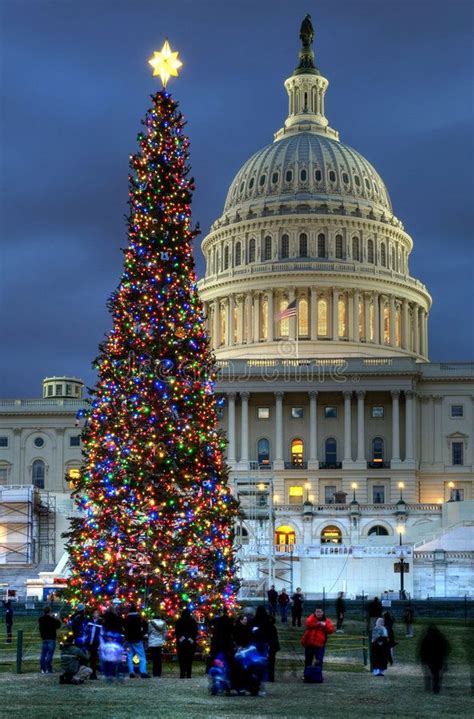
277,299,297,321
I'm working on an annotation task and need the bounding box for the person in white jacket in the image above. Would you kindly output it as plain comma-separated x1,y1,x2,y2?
148,615,167,677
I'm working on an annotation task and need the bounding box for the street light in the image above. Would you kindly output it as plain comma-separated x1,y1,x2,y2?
397,524,406,599
398,482,404,501
351,482,358,502
304,482,311,502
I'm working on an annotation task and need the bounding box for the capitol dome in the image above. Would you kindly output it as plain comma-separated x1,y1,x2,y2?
198,22,431,362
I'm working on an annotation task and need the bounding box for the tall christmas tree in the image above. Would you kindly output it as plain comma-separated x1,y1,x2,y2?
66,42,239,620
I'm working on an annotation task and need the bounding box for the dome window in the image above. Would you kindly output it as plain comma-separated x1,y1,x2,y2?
373,181,378,194
342,172,349,184
235,242,242,267
367,239,374,263
300,169,307,182
285,170,293,183
335,235,343,259
352,237,360,262
240,181,245,193
248,238,256,264
365,178,370,190
224,246,229,270
315,169,322,182
354,175,361,187
249,177,255,189
272,172,279,184
380,243,386,267
263,236,272,261
329,170,336,182
281,234,289,259
299,233,308,258
317,233,326,258
259,174,266,187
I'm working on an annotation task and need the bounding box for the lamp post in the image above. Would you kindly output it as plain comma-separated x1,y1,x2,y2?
351,482,358,502
397,524,405,599
304,482,311,502
398,482,404,501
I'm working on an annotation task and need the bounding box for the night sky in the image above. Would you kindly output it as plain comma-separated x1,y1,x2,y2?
1,0,473,398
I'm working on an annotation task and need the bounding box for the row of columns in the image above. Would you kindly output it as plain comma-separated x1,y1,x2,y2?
204,290,428,356
226,389,415,468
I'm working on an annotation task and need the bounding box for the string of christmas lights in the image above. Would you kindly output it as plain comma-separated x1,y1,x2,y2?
65,90,239,626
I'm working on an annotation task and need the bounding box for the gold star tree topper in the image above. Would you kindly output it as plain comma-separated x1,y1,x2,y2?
148,40,183,87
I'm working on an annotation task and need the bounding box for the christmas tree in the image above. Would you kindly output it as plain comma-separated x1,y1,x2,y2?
66,44,239,621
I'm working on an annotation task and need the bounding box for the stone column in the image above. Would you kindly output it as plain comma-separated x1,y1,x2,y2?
310,286,318,341
433,395,443,465
379,295,386,345
364,293,371,342
332,288,339,340
373,292,380,344
389,295,396,347
391,390,401,464
422,310,429,358
227,392,236,465
274,392,284,469
413,304,420,355
212,299,220,349
343,391,352,463
308,391,318,468
356,391,366,464
267,289,274,342
12,429,21,485
353,290,360,343
228,294,235,347
239,392,249,467
237,294,244,345
288,289,296,342
55,428,65,492
405,390,414,463
402,299,409,350
253,291,261,343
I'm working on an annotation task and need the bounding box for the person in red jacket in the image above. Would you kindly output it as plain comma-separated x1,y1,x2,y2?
301,608,335,674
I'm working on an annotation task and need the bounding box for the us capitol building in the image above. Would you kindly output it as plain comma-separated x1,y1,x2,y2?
0,20,472,600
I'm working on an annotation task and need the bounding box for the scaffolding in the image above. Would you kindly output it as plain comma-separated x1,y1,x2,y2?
0,486,56,566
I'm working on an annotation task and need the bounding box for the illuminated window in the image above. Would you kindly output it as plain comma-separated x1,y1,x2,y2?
321,525,342,544
289,486,304,504
383,305,390,344
335,235,343,259
281,234,289,259
369,302,375,341
352,236,360,261
279,297,289,337
32,459,45,489
381,243,386,267
395,306,401,346
299,233,308,257
317,233,326,258
257,438,270,466
275,525,296,546
235,242,241,266
291,438,304,466
372,437,384,462
248,238,256,263
298,297,309,337
338,297,347,338
219,304,226,346
358,299,364,339
68,468,81,489
318,298,328,336
257,407,270,420
263,236,272,261
224,246,229,270
368,239,374,263
233,306,238,343
261,297,268,340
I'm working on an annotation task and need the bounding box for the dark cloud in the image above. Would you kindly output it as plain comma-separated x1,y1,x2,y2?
1,0,473,396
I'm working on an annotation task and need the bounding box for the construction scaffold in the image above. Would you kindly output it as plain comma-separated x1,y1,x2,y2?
0,486,56,567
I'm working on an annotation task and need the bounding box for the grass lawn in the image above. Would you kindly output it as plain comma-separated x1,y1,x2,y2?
1,615,472,718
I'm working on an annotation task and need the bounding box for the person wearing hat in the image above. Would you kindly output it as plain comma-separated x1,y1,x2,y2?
59,631,92,684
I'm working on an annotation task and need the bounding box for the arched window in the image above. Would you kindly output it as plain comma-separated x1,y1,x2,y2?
329,170,336,182
235,242,241,266
299,233,308,258
352,236,360,261
338,297,347,338
391,246,396,270
383,304,390,344
248,238,256,263
263,235,272,261
216,250,220,272
32,459,45,489
279,297,289,337
315,169,322,182
368,525,389,537
358,299,364,339
259,174,266,187
224,246,229,270
321,525,342,544
300,168,307,182
317,233,326,258
367,239,374,263
395,306,401,347
257,438,270,467
233,305,238,343
369,301,375,341
317,298,328,336
380,243,386,267
219,304,227,346
275,525,296,548
298,297,309,337
291,438,304,466
372,437,384,462
281,234,289,259
325,438,337,465
285,170,293,183
261,297,268,340
335,234,343,259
